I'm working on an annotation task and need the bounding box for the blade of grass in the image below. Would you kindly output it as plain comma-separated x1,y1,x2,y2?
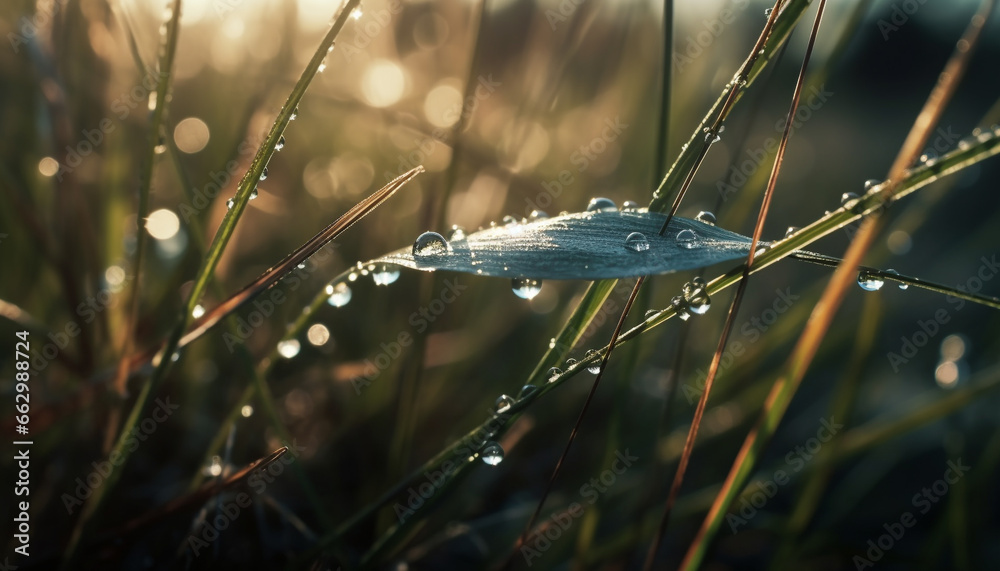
60,2,364,559
303,73,1000,570
645,3,826,567
678,3,994,568
512,1,791,563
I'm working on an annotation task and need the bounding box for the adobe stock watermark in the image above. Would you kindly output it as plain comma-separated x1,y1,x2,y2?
727,417,843,533
852,459,970,569
382,75,500,183
523,116,629,216
178,130,266,223
393,412,512,524
340,1,404,62
520,449,639,566
842,126,960,241
718,85,833,202
351,278,468,394
7,0,69,53
186,441,307,557
684,287,800,404
886,253,997,372
50,69,169,181
61,397,180,514
221,244,338,352
673,0,751,73
877,0,927,40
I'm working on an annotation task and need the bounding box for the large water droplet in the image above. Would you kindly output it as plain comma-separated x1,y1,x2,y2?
495,394,514,414
277,339,301,359
585,349,601,374
412,231,450,256
695,211,716,225
512,278,542,300
676,229,697,249
586,197,617,212
481,442,504,466
275,136,286,151
863,179,882,192
857,270,884,292
372,263,400,286
625,232,650,252
886,268,908,290
682,277,711,315
547,367,562,382
326,282,352,307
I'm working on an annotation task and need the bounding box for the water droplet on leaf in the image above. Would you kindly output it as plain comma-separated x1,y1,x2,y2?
481,442,504,466
586,197,617,212
372,263,400,286
585,349,601,374
625,232,650,252
512,278,542,300
695,211,716,225
676,229,697,249
857,270,884,292
325,282,352,307
495,394,514,414
412,231,450,256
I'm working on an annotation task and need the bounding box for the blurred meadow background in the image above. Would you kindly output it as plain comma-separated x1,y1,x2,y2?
2,0,1000,568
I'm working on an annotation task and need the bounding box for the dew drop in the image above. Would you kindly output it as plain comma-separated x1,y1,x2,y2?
318,60,327,73
857,270,885,292
919,150,936,164
259,167,268,181
785,226,799,239
702,127,721,144
502,215,519,225
372,263,400,286
566,358,578,367
325,282,352,307
276,136,286,151
277,339,301,359
481,442,504,466
529,210,549,221
886,268,908,290
695,211,716,225
192,304,205,319
170,351,180,363
671,295,690,321
290,106,299,121
350,7,363,19
682,277,711,315
676,229,697,249
249,188,258,200
586,197,617,212
585,349,601,374
412,231,450,256
645,309,659,319
764,7,773,16
495,394,514,414
863,179,882,192
621,201,641,211
625,231,650,252
512,278,542,300
226,198,235,209
547,367,562,382
840,192,859,207
518,384,537,398
447,225,466,240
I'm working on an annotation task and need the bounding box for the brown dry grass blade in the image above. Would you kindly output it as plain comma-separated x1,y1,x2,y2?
680,2,994,569
151,166,424,366
643,2,828,568
97,447,289,543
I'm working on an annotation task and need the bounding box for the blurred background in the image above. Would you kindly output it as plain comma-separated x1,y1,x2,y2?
1,0,1000,568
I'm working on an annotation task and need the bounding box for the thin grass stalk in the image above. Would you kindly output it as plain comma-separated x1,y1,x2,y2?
61,2,364,561
645,3,825,567
308,82,1000,568
679,3,994,568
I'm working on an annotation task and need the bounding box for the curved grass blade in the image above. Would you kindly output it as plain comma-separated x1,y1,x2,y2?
60,2,366,559
351,211,755,281
679,3,995,567
325,130,1000,567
